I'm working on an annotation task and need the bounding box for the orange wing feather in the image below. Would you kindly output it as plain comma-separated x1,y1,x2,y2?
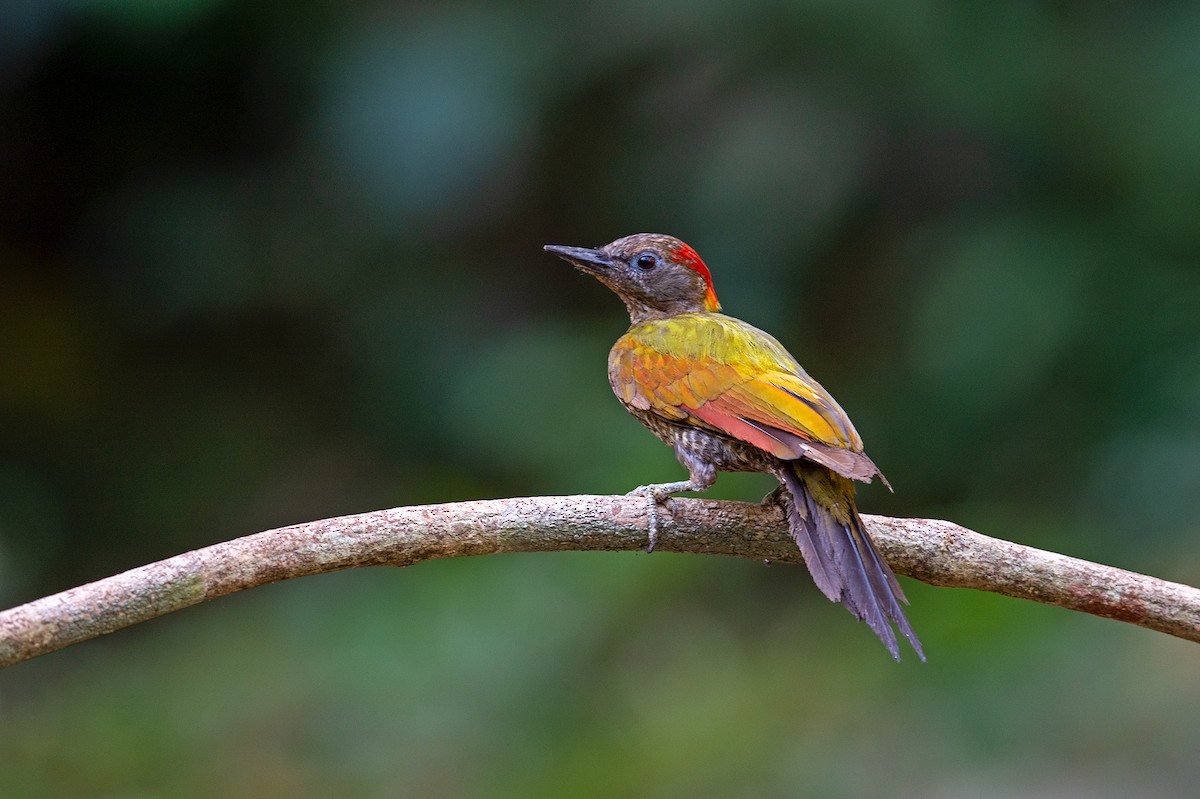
609,314,883,482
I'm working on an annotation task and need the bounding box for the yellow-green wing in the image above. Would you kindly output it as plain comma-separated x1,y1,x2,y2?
609,313,880,480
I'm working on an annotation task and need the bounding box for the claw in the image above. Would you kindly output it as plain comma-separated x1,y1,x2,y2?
646,492,659,552
625,485,660,551
626,480,705,552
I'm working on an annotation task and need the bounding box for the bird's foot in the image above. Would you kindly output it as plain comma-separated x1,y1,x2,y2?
626,480,704,552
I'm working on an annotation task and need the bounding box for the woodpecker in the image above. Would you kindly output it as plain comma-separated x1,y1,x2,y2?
545,233,923,661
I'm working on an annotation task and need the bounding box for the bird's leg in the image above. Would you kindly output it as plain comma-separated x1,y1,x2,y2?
626,479,709,552
628,453,716,552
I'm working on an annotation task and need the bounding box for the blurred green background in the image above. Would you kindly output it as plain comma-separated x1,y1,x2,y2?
3,1,1200,796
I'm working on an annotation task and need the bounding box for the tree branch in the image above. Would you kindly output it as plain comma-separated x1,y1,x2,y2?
1,495,1197,668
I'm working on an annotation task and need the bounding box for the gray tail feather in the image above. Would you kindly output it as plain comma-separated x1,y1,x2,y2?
780,463,925,662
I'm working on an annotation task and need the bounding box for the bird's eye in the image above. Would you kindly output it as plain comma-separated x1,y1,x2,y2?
635,252,658,270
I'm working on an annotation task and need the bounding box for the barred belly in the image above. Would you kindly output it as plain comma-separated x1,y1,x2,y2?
629,405,779,484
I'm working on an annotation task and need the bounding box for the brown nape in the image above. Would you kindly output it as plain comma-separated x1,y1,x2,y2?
593,234,715,324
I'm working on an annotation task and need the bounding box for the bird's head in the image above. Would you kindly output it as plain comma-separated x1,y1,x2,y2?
545,233,721,323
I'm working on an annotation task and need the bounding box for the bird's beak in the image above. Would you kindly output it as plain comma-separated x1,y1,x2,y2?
543,244,612,272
